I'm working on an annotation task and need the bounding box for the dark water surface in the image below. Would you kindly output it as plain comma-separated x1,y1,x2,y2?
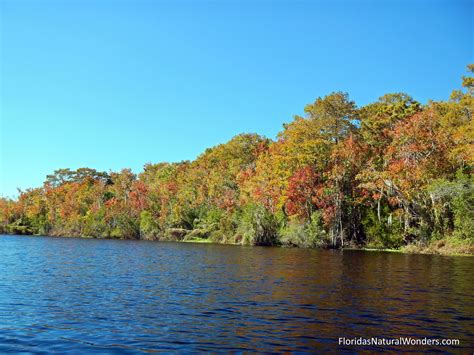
0,234,473,353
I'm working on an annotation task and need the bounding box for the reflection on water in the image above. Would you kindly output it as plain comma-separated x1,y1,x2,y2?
0,235,473,352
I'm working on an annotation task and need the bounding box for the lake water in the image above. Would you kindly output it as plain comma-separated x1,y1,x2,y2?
0,234,473,352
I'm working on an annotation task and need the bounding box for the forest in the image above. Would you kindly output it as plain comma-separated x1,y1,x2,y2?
1,66,473,254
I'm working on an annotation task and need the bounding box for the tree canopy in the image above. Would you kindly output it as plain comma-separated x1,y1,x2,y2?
1,65,472,253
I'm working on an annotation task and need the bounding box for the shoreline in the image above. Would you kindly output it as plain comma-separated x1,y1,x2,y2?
2,232,472,257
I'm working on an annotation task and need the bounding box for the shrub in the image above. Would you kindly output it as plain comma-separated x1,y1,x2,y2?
280,211,329,248
238,204,279,246
361,206,404,249
139,210,161,240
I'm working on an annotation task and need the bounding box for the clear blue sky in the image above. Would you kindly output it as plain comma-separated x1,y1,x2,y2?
0,0,472,198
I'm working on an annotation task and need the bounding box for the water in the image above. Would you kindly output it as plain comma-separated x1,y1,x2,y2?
0,234,473,352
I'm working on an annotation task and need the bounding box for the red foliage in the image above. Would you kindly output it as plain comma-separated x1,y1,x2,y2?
130,181,149,212
285,166,321,218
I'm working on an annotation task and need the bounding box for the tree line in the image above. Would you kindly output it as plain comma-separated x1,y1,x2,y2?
1,66,472,251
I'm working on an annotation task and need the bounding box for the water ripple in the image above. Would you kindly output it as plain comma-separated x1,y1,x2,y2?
0,235,473,352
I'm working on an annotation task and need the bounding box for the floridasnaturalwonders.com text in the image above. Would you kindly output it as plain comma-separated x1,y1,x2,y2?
338,337,460,347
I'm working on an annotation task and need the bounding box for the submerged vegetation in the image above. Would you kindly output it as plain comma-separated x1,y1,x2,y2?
1,66,473,254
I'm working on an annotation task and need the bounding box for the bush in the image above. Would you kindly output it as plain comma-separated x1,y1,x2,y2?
238,204,279,246
210,212,238,243
280,220,307,247
452,172,474,240
139,210,161,240
307,211,331,246
280,211,329,248
361,206,404,249
428,171,474,241
194,205,222,240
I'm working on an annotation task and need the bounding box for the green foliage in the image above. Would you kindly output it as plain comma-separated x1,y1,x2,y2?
428,170,474,241
452,174,474,240
1,65,472,254
45,168,110,187
238,204,279,246
209,212,237,244
306,211,331,246
81,209,106,238
361,206,404,249
139,210,161,240
280,212,329,248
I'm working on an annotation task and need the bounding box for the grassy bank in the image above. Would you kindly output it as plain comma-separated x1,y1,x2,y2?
400,237,474,256
346,237,473,256
182,237,213,244
2,230,473,256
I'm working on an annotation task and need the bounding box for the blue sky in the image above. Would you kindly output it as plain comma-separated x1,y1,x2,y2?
0,0,472,198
